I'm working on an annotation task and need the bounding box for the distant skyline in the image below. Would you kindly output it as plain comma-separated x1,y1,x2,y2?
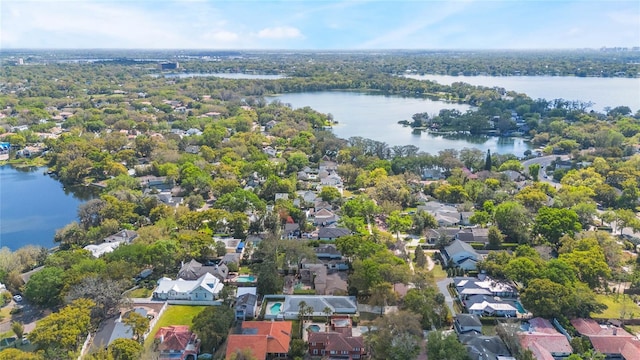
1,0,639,50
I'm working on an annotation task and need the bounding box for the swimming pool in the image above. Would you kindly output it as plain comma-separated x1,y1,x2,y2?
308,325,321,332
514,301,526,314
269,302,283,315
235,275,256,283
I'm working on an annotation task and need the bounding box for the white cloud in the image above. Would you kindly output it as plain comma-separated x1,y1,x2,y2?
203,30,239,42
257,26,303,39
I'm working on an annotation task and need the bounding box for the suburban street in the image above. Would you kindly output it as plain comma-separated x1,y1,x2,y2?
436,278,455,316
520,154,569,187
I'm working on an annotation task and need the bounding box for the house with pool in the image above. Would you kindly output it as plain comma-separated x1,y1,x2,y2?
262,295,358,320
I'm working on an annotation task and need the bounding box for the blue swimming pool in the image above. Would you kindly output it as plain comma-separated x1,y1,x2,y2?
514,301,526,314
235,275,256,283
269,302,283,315
308,325,321,332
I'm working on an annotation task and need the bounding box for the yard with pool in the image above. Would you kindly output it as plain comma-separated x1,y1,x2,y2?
234,275,257,283
267,302,283,315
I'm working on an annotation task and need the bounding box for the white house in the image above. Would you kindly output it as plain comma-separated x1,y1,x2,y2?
442,240,480,271
468,301,517,317
153,273,223,301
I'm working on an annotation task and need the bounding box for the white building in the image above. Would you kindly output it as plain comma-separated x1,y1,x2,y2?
153,273,223,301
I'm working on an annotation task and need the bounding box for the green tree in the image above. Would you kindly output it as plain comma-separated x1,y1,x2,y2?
29,299,94,358
493,201,530,244
521,278,570,318
319,186,342,203
24,266,65,307
387,210,412,242
484,149,492,171
487,226,505,249
122,311,149,343
529,163,541,181
366,311,422,360
426,331,470,360
11,321,24,340
108,338,142,360
191,306,235,353
505,257,541,286
414,246,427,268
533,207,582,246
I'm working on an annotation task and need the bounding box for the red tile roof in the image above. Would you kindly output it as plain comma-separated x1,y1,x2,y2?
518,318,572,357
155,325,193,352
225,321,292,360
571,318,639,358
308,331,364,353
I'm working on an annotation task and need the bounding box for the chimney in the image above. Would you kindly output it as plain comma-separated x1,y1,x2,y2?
613,327,617,336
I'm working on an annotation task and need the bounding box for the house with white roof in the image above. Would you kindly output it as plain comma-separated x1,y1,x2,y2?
153,273,223,302
442,240,480,271
468,301,517,317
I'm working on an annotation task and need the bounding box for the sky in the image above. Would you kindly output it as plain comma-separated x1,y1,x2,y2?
1,0,639,50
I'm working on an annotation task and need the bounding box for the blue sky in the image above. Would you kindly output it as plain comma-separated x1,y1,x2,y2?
1,0,639,49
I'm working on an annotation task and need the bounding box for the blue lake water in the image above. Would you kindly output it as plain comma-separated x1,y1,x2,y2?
274,91,532,156
0,166,94,250
405,74,640,113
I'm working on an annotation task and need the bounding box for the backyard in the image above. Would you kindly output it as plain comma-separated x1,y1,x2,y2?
592,294,640,319
144,305,207,348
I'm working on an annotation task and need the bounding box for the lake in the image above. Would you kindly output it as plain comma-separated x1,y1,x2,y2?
0,166,94,251
274,91,532,156
405,74,640,113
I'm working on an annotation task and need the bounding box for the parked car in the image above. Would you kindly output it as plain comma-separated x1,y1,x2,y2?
12,295,22,302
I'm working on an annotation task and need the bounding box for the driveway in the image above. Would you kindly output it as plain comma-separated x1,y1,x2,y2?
436,278,455,316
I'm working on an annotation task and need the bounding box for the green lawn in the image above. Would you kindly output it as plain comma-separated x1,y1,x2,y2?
430,264,448,281
127,287,153,298
144,305,207,348
592,294,640,319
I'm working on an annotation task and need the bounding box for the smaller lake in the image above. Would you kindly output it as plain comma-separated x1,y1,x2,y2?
405,74,640,113
158,73,285,80
0,166,94,251
274,91,531,156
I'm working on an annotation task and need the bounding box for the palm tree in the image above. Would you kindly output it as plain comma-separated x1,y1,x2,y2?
298,301,308,334
323,306,333,332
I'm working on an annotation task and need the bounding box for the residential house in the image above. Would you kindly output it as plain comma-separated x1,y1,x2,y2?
501,170,525,182
518,318,573,360
275,192,289,201
318,227,350,241
426,228,460,245
468,300,517,317
92,307,151,351
184,145,200,154
84,242,122,258
263,295,358,320
235,287,258,321
319,160,338,172
422,168,445,180
299,263,348,296
456,228,489,244
225,321,293,360
104,230,138,243
153,273,223,301
308,316,366,359
454,314,482,334
155,326,200,360
314,209,338,226
454,277,517,300
314,244,343,260
265,120,277,129
459,334,515,360
178,259,229,282
570,318,640,360
262,146,277,157
442,240,480,271
283,223,301,239
222,253,242,266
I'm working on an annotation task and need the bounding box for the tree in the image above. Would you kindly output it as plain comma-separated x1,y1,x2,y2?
387,210,412,242
521,278,570,318
484,149,492,171
228,348,258,360
412,210,438,236
11,321,24,340
66,277,125,322
29,299,94,357
505,257,541,286
24,266,65,307
369,282,397,316
529,163,541,181
122,311,149,343
319,186,342,203
414,246,427,268
493,201,530,244
108,338,142,360
532,207,581,246
366,311,422,360
426,331,470,360
0,349,43,360
215,241,227,257
487,226,505,249
191,306,235,353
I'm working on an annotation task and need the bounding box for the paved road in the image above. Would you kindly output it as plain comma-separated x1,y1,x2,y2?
521,155,569,187
436,278,455,316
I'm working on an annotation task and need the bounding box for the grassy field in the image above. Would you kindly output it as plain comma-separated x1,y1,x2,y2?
144,305,207,348
592,294,640,319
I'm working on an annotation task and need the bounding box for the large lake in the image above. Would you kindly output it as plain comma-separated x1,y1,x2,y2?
405,74,640,113
274,91,532,156
0,166,94,251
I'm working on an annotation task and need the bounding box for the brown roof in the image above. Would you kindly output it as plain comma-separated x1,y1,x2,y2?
155,325,193,352
570,318,638,357
571,318,634,338
518,318,572,356
308,331,364,353
225,321,292,360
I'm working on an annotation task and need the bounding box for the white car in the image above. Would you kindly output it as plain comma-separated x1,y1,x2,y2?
13,295,22,302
